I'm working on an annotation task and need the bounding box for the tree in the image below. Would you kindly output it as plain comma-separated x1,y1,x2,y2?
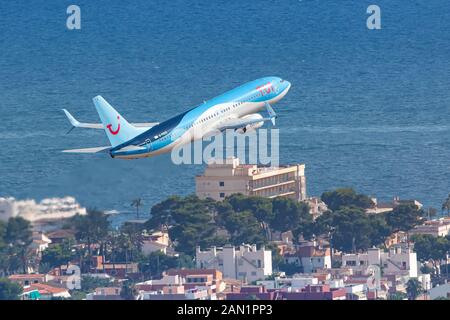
120,222,144,262
321,188,374,211
329,207,374,252
425,207,438,220
406,278,423,300
442,193,450,216
220,210,266,246
388,292,407,300
0,278,22,300
386,204,424,233
225,194,274,240
131,198,143,219
313,207,379,252
139,251,193,278
278,261,301,275
120,280,137,300
270,198,311,239
0,221,8,275
411,234,450,280
147,195,220,255
146,196,182,231
367,214,392,247
40,239,75,271
5,217,32,274
73,209,110,272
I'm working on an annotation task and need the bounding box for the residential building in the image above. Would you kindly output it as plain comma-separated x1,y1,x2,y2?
46,229,76,244
196,244,272,283
22,283,71,300
91,255,139,278
281,284,346,300
303,197,328,219
409,217,450,237
345,284,367,300
196,157,306,201
283,240,331,273
429,283,450,300
385,231,407,248
141,231,170,255
366,196,423,214
86,287,122,300
8,274,48,287
341,245,418,278
257,275,318,290
136,269,224,300
30,231,52,254
226,285,277,300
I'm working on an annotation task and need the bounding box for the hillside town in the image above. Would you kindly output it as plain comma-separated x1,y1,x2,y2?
1,158,450,300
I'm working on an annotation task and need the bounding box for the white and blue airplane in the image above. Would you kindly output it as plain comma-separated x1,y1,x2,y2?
62,76,291,159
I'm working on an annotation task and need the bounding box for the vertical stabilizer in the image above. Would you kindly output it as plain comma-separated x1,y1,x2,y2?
92,95,140,147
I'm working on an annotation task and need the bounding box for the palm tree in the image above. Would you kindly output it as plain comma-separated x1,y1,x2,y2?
442,194,450,216
131,198,143,219
73,209,110,272
120,222,144,263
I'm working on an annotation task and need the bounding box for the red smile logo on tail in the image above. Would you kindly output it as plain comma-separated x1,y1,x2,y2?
106,116,121,135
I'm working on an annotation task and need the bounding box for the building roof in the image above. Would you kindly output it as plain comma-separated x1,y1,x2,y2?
8,274,45,280
167,269,222,280
26,283,69,295
46,229,76,239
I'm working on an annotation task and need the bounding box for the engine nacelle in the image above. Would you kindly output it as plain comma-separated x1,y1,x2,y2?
235,113,264,134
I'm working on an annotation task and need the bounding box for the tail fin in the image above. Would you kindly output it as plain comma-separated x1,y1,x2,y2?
93,95,140,147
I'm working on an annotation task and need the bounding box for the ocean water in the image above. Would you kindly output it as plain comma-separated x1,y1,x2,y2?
1,1,449,223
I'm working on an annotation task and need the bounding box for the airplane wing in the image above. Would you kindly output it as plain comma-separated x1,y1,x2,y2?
216,117,273,131
62,109,159,131
215,102,277,131
62,146,112,153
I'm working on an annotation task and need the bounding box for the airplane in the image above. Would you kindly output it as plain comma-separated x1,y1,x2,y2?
62,76,291,159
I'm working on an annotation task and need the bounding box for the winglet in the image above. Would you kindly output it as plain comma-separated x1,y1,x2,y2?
265,102,277,126
62,109,80,127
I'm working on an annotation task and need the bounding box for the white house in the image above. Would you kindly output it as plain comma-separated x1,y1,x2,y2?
141,231,169,255
283,241,331,273
257,275,318,290
429,283,450,300
196,244,272,283
341,244,418,278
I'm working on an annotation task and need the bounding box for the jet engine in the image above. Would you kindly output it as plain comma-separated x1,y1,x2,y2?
235,113,264,134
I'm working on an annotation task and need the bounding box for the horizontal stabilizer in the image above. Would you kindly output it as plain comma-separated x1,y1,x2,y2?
62,146,111,153
62,109,103,129
62,109,159,130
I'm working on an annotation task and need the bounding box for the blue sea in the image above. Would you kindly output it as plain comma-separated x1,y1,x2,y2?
1,1,449,223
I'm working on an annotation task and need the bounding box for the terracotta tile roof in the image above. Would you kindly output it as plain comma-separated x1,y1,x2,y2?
8,274,45,280
28,283,68,294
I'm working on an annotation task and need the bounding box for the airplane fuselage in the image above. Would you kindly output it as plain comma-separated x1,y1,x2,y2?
109,76,290,159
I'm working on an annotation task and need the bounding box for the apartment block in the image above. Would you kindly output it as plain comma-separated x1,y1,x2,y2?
341,244,418,278
196,244,272,283
196,157,306,201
